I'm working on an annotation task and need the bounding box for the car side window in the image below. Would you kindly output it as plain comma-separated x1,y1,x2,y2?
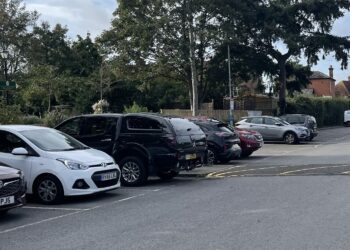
127,117,162,131
83,117,116,136
58,118,81,136
0,131,27,153
265,118,276,125
250,117,263,124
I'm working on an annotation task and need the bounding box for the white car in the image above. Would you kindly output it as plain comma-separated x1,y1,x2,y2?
0,125,121,204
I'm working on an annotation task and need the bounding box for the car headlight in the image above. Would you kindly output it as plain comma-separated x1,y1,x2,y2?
240,134,256,140
57,159,89,170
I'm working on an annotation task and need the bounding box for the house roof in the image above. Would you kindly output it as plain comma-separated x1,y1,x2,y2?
309,71,331,79
335,80,350,96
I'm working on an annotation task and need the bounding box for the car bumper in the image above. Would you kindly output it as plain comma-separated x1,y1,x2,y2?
0,193,26,212
60,164,121,196
240,140,263,153
219,144,242,160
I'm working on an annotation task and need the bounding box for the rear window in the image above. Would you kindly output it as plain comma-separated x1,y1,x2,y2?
169,118,203,134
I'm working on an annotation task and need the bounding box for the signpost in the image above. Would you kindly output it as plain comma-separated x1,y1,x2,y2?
0,81,16,104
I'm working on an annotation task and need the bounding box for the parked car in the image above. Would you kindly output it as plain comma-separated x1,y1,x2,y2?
190,119,241,164
235,116,309,144
279,114,318,141
234,128,263,157
0,125,121,204
55,113,207,186
0,164,26,215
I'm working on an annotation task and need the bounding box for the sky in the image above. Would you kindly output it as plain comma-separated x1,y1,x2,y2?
23,0,350,83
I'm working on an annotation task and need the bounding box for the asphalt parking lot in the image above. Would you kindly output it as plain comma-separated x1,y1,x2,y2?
2,126,350,249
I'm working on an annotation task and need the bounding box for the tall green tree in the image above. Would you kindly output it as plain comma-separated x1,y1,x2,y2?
100,0,219,115
216,0,350,114
0,0,38,80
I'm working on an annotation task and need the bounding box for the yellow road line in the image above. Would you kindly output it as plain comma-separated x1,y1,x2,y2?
279,165,348,175
206,165,246,177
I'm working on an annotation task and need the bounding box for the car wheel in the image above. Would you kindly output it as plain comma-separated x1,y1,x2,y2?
158,171,179,180
207,148,217,165
347,121,350,127
284,132,297,144
34,175,64,205
241,151,253,158
119,156,148,186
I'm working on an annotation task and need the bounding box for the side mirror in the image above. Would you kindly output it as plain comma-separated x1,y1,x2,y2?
11,147,29,156
275,122,283,126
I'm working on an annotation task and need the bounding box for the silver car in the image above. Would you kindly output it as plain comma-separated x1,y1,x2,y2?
236,116,309,144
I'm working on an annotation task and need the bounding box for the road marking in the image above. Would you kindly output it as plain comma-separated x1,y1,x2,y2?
23,206,88,211
0,194,144,235
206,165,246,178
211,166,279,177
279,165,348,175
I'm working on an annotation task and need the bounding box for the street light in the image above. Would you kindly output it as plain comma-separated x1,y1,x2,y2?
1,50,10,104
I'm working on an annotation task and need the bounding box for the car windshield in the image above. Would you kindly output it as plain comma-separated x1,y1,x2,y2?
276,118,290,125
20,129,88,152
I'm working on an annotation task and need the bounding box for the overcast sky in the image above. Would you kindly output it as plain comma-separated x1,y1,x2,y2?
23,0,350,82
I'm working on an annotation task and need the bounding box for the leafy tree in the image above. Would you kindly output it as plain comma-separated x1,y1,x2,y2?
216,0,350,114
0,0,38,80
99,0,219,115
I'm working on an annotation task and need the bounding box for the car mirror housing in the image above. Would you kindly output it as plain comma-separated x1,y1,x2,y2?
275,123,283,126
11,147,29,156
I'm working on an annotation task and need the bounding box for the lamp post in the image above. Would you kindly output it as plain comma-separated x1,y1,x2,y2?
0,50,9,104
227,45,234,126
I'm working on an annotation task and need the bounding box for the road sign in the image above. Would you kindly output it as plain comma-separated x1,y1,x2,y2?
0,81,16,90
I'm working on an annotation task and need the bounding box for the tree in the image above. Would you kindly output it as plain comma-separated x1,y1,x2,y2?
0,0,38,80
99,0,219,115
216,0,350,114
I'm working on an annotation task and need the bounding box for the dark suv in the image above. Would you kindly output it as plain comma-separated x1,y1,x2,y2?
55,113,206,186
0,164,26,215
279,114,318,141
191,119,241,164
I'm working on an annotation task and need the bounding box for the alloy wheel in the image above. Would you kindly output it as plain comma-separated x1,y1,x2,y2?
122,161,141,183
207,149,216,165
38,179,58,202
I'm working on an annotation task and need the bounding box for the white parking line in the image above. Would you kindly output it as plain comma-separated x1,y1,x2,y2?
23,206,88,211
0,194,144,235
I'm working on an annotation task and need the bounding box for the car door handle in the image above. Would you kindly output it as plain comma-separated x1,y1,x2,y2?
101,139,112,142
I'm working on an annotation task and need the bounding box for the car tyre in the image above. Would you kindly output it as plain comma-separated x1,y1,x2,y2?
119,156,148,186
207,148,217,165
284,132,297,144
158,171,179,180
34,175,64,205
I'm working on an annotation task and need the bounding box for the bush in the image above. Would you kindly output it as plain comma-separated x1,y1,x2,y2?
43,110,68,128
0,102,23,124
286,96,349,127
20,116,43,125
123,101,148,113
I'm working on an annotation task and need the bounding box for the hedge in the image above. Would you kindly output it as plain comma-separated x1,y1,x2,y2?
286,96,350,127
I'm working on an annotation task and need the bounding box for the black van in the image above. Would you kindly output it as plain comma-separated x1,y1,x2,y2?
56,113,207,186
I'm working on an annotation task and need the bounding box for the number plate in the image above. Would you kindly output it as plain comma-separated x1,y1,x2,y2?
101,172,117,181
0,196,15,207
185,153,197,160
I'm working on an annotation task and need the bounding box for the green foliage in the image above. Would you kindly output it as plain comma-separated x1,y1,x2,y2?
43,110,68,128
20,115,43,125
0,102,23,124
286,96,349,127
123,101,148,113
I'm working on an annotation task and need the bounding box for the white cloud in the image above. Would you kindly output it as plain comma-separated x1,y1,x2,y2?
24,0,117,39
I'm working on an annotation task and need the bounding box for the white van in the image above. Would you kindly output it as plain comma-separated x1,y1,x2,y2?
344,110,350,126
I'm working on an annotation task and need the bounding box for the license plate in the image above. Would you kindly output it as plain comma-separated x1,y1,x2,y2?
185,153,197,160
101,172,117,181
0,196,15,207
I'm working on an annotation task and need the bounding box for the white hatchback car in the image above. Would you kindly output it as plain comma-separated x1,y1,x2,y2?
0,125,121,204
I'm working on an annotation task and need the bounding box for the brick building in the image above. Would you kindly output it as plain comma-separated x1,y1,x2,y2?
307,66,335,97
335,77,350,97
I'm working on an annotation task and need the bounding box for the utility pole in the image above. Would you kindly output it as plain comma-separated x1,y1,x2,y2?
227,45,234,126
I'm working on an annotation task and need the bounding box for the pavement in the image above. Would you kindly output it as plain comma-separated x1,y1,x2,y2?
178,163,231,177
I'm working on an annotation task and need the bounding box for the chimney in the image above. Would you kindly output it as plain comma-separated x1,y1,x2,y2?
329,65,334,79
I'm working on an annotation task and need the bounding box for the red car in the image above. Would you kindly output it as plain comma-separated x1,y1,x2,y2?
235,128,263,157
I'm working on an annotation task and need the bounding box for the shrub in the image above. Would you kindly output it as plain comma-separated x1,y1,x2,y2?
92,99,109,114
20,116,43,125
0,102,23,124
43,110,68,128
123,101,148,113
